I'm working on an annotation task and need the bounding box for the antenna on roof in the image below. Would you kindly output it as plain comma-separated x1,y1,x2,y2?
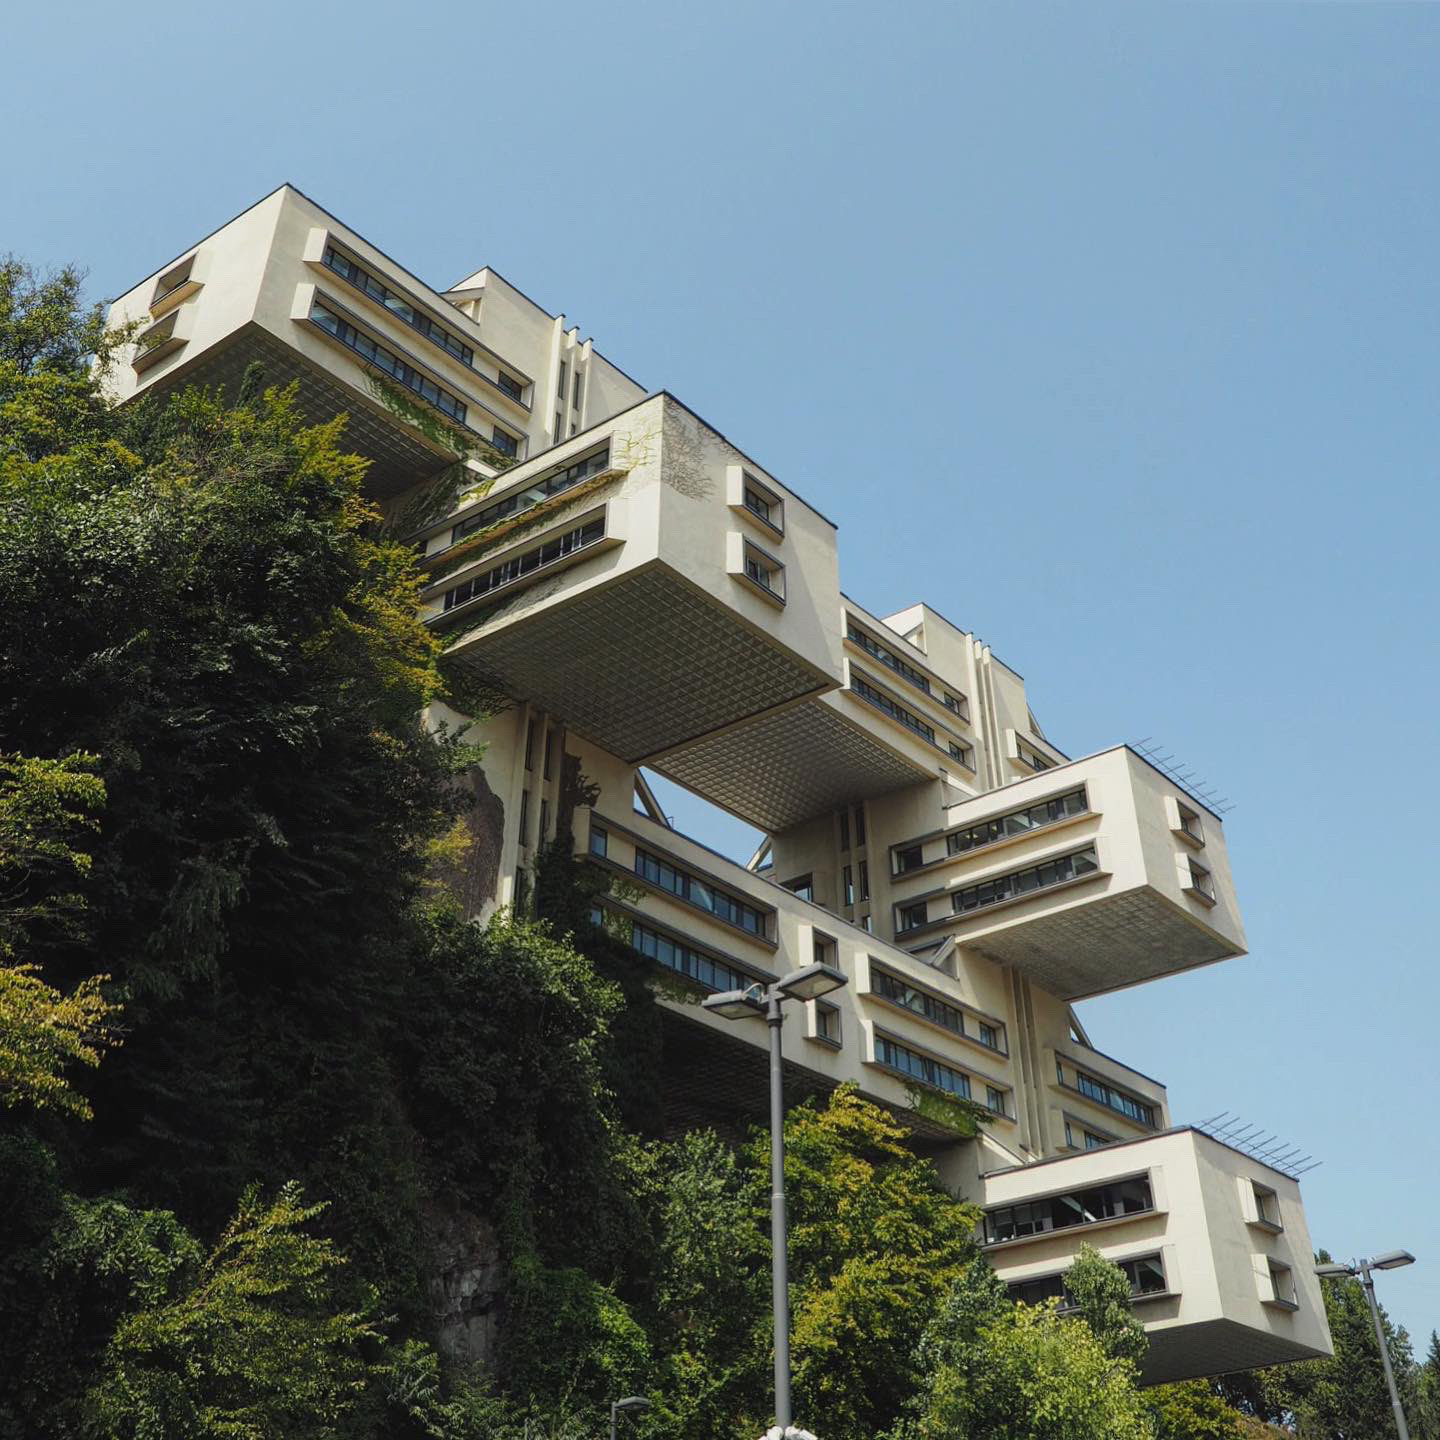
1194,1112,1321,1180
1132,739,1235,815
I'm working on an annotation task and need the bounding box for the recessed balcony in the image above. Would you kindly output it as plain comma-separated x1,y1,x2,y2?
888,746,1246,1000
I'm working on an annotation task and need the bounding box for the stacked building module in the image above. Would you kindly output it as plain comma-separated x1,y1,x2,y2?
104,183,1333,1384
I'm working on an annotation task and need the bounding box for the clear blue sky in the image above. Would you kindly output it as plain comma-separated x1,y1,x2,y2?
5,0,1437,1347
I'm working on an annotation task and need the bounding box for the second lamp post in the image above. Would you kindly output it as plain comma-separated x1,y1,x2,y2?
702,959,849,1431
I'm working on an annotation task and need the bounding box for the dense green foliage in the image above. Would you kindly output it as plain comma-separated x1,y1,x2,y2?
3,255,1434,1440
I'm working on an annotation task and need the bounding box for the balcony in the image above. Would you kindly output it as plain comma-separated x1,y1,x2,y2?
887,746,1246,1000
980,1129,1332,1383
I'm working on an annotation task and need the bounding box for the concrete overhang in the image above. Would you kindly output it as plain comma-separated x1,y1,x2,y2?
113,321,457,498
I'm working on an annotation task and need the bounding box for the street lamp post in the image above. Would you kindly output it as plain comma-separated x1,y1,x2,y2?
702,960,849,1431
1315,1250,1417,1440
608,1395,651,1440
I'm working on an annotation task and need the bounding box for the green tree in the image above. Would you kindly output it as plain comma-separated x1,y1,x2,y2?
1145,1381,1246,1440
81,1182,383,1440
0,750,115,1117
1065,1242,1148,1367
1219,1252,1419,1438
647,1084,983,1440
905,1256,1154,1440
1416,1331,1440,1440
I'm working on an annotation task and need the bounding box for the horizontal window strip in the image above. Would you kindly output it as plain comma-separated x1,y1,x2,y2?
985,1175,1154,1246
311,300,470,425
441,517,604,612
1007,1253,1167,1309
874,1033,973,1101
323,245,474,366
850,671,935,743
870,966,1007,1053
451,445,611,546
1072,1067,1156,1127
847,620,931,694
946,788,1089,859
628,920,756,994
634,847,769,937
952,844,1099,916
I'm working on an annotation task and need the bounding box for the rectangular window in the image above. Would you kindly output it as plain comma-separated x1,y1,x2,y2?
442,516,606,612
783,874,814,903
1186,859,1215,901
152,254,197,305
1267,1260,1298,1309
897,900,930,932
634,848,770,936
1177,803,1203,843
874,1034,971,1100
518,789,530,841
850,671,935,743
854,807,866,847
1016,739,1052,772
629,921,757,994
311,300,469,424
942,691,969,721
1084,1129,1111,1150
1072,1069,1156,1127
558,360,568,403
555,411,565,437
951,845,1100,917
948,740,975,768
589,825,608,858
742,542,785,600
872,966,965,1037
542,731,554,781
860,914,872,933
572,368,583,409
743,480,779,528
846,620,932,693
946,788,1088,859
986,1085,1007,1115
984,1175,1154,1245
813,932,837,968
524,718,535,770
894,844,925,874
839,811,850,851
1252,1183,1283,1231
842,865,855,907
496,371,524,401
816,1001,842,1045
858,860,870,902
977,1020,1001,1051
489,426,519,458
321,246,474,365
538,798,549,842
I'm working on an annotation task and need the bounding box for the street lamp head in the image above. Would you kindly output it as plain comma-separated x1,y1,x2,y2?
776,961,848,1002
701,985,767,1021
1371,1250,1416,1271
1314,1262,1356,1279
614,1397,651,1414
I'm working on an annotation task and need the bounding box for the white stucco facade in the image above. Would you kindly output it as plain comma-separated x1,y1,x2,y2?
103,184,1331,1381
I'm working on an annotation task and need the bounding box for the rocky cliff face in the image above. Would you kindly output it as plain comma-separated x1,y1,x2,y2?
423,1201,505,1369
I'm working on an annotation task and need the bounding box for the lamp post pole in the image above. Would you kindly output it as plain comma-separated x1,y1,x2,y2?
1316,1252,1416,1440
767,991,793,1431
701,959,849,1436
1359,1266,1411,1440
